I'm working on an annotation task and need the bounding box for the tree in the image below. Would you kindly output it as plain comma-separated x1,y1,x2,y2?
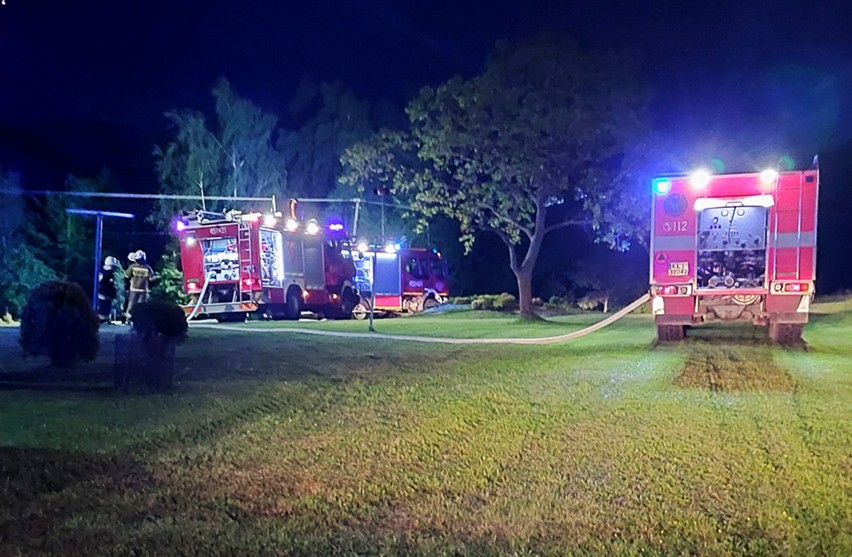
0,170,56,317
342,36,653,318
569,247,647,313
280,80,373,199
153,78,285,225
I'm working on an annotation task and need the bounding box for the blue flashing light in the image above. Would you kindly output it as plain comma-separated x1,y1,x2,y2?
652,178,671,195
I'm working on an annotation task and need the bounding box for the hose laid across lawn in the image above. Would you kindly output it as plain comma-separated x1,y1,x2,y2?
194,293,651,345
185,275,211,322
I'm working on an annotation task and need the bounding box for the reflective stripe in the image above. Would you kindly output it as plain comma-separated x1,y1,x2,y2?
774,231,815,248
653,235,695,251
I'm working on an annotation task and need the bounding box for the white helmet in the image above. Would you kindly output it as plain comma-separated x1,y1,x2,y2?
135,250,146,261
127,251,138,262
103,256,118,269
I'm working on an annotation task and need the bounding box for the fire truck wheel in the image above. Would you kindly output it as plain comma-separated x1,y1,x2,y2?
352,301,369,320
423,297,440,311
656,324,685,342
769,322,803,345
266,304,289,320
216,312,246,323
284,290,302,320
336,288,356,320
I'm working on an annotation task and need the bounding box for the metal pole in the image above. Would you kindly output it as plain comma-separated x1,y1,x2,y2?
92,213,103,310
368,251,375,332
352,199,361,238
381,196,385,241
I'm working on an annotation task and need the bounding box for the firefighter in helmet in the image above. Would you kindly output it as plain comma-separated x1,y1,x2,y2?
97,256,119,323
125,250,155,320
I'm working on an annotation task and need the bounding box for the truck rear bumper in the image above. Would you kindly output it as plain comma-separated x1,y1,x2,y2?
183,301,258,317
651,292,811,326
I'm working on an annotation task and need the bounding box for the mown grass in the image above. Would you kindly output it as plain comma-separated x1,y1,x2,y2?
223,309,607,339
1,307,851,556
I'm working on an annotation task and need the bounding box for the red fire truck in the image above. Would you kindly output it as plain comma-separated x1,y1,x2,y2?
351,245,449,318
176,210,359,321
649,166,819,343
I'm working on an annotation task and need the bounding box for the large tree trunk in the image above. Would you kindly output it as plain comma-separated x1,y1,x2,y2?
515,268,537,320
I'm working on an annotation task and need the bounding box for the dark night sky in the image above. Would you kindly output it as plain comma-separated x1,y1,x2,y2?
2,0,852,289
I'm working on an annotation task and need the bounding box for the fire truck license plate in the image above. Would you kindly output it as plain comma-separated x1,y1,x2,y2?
668,262,689,276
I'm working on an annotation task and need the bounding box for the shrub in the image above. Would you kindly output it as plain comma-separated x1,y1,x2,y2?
493,292,518,311
19,280,99,368
469,293,518,312
131,299,188,342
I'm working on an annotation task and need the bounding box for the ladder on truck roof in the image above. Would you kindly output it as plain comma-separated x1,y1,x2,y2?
238,221,254,304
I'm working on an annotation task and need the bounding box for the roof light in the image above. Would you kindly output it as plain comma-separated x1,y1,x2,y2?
760,168,778,184
329,223,344,232
357,241,369,252
384,242,397,253
305,219,320,235
652,178,671,195
175,220,188,232
263,214,277,227
690,169,711,189
285,218,299,231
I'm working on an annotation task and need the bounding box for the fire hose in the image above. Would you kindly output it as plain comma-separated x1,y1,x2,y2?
196,293,650,345
185,274,212,322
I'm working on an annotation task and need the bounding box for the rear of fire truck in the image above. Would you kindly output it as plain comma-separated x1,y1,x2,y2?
177,210,358,321
649,167,819,343
351,245,449,318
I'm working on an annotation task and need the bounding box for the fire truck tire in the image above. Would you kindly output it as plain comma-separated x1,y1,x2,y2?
352,301,369,320
335,287,356,320
769,322,803,345
423,297,440,311
216,312,246,323
656,324,685,342
266,304,289,321
284,289,302,320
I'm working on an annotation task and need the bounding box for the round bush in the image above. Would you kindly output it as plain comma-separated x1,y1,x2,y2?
19,280,99,368
131,299,188,342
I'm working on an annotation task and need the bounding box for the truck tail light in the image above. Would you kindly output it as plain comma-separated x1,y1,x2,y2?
188,282,199,291
654,285,692,296
783,282,808,293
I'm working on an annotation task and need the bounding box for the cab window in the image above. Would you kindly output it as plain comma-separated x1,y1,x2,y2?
406,257,428,279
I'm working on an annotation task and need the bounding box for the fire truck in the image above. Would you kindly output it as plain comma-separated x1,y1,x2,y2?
649,166,819,343
351,245,449,318
176,210,359,321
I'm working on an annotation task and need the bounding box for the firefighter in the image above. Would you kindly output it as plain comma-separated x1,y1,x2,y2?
97,256,119,323
125,250,155,320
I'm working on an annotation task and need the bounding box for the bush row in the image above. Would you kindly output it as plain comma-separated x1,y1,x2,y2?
18,280,187,378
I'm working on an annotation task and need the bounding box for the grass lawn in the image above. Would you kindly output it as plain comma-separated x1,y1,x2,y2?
1,305,851,556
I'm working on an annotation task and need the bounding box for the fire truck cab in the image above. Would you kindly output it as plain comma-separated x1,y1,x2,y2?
351,246,449,317
176,210,358,321
649,167,818,343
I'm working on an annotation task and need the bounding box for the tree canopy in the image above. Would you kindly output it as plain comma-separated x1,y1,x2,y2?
342,36,655,317
153,78,285,224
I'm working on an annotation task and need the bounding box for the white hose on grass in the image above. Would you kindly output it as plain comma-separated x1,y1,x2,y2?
193,293,651,345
